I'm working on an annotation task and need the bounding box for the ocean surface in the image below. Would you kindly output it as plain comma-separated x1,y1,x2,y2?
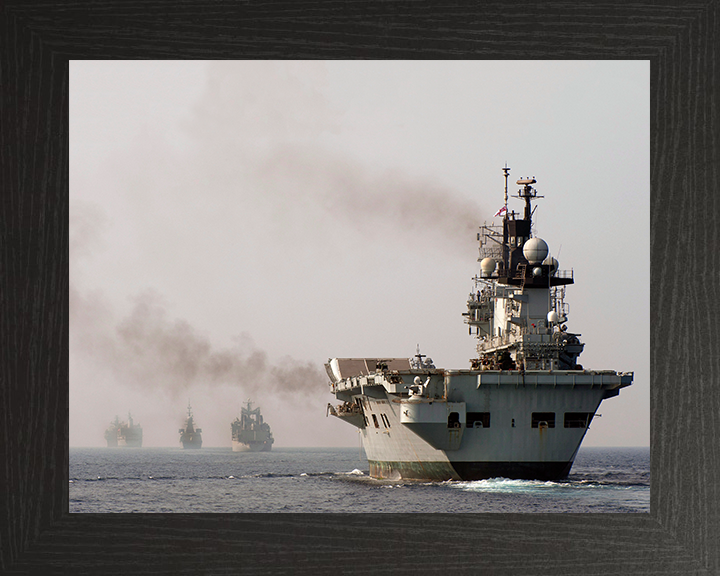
69,446,649,513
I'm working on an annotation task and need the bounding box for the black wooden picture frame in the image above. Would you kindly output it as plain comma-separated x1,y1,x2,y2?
1,2,718,574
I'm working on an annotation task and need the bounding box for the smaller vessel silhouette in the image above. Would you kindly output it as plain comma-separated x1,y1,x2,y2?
231,400,274,452
104,413,143,447
179,403,202,449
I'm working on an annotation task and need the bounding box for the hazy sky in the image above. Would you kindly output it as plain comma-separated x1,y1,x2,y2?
70,60,649,448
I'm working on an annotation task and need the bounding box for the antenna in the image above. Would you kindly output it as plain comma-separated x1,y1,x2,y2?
502,164,510,210
516,176,542,221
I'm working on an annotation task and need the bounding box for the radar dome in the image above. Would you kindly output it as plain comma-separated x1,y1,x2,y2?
547,311,559,324
480,257,496,277
523,238,549,264
543,256,558,274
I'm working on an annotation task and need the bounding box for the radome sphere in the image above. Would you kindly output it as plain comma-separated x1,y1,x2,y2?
543,256,558,274
480,257,496,277
523,238,549,264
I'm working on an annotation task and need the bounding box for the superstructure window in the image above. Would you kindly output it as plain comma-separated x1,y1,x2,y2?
466,412,491,428
564,412,594,428
531,412,555,428
372,414,379,428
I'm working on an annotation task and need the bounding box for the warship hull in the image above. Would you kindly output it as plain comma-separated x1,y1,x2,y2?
179,404,202,449
330,365,631,481
117,435,143,448
231,440,273,452
181,441,202,449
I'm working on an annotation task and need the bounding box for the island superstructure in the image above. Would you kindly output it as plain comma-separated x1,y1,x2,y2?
231,400,274,452
179,403,203,449
104,413,143,448
326,167,633,481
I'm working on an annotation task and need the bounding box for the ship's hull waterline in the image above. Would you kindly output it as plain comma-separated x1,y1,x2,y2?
116,438,143,448
333,368,630,482
231,441,272,453
368,460,573,482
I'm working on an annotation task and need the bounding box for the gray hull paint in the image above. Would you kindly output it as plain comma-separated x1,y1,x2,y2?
231,440,272,452
345,369,629,481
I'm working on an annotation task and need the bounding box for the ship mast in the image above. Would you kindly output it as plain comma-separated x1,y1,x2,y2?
502,164,510,210
515,176,540,222
501,165,510,272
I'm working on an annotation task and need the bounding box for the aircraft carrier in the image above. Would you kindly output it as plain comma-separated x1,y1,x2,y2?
326,167,633,481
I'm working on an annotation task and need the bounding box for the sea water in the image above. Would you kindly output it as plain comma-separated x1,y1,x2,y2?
69,446,649,513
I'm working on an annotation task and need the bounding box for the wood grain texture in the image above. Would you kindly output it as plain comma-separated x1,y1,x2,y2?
1,1,718,574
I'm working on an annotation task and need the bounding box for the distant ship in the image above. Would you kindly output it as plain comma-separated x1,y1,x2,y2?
231,401,274,452
104,413,143,447
326,167,633,481
179,403,202,449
